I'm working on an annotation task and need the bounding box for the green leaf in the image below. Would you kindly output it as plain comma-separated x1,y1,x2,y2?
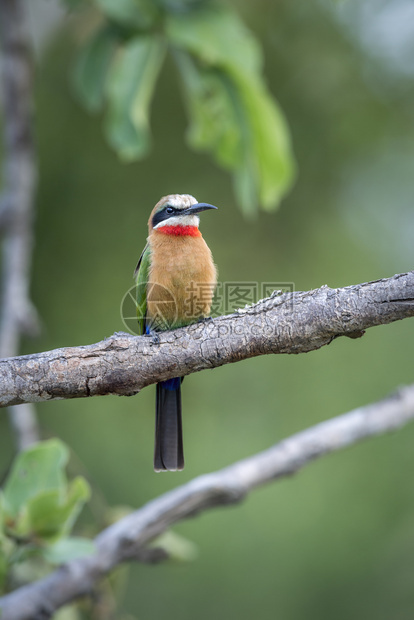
105,35,166,160
166,4,261,77
233,158,257,218
95,0,158,29
3,440,68,519
233,72,295,212
174,53,242,170
73,25,118,113
53,605,82,620
2,440,90,543
168,3,295,213
25,477,90,541
150,531,198,562
42,537,95,565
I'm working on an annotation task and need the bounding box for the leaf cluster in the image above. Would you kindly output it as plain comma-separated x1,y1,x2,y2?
70,0,295,214
0,440,93,593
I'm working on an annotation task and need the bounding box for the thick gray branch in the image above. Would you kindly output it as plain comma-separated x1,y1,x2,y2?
0,271,413,407
0,0,40,447
1,383,414,620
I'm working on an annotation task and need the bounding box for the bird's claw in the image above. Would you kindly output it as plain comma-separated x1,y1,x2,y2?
145,328,160,345
197,315,213,324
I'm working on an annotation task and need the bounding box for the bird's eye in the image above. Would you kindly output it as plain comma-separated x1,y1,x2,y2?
166,207,174,214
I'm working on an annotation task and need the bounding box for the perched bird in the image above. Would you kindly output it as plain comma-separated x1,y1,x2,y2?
135,194,217,472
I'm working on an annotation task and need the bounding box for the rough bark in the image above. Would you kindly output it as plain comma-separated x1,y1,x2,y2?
0,270,413,408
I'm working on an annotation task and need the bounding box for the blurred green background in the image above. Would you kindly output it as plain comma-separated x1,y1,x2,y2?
2,0,414,618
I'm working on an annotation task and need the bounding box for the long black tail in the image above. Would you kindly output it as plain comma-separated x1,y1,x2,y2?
154,378,184,472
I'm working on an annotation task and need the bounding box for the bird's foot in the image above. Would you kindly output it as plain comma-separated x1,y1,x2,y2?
197,315,213,324
145,328,160,345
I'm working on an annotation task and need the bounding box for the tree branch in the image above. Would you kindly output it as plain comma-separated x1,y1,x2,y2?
0,0,40,448
0,382,413,620
0,271,413,408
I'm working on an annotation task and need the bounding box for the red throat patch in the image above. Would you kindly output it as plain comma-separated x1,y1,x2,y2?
156,225,201,237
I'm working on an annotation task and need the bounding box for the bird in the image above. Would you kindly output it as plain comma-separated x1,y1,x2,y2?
134,194,217,472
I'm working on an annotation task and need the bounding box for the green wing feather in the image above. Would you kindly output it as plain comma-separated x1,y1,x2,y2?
134,243,151,336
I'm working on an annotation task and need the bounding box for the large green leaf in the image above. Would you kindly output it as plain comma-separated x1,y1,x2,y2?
166,4,261,77
167,4,295,213
42,537,95,565
105,35,166,160
2,440,90,543
2,440,68,519
73,25,118,113
234,72,295,212
174,53,242,170
25,477,90,541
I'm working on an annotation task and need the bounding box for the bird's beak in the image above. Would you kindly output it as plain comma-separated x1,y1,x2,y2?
183,203,218,215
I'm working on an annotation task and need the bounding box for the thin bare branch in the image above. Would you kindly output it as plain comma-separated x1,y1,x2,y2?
1,382,413,620
7,404,40,451
0,0,40,447
0,270,413,408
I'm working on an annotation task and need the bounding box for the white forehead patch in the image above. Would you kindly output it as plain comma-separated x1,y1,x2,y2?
167,194,198,210
154,214,200,229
